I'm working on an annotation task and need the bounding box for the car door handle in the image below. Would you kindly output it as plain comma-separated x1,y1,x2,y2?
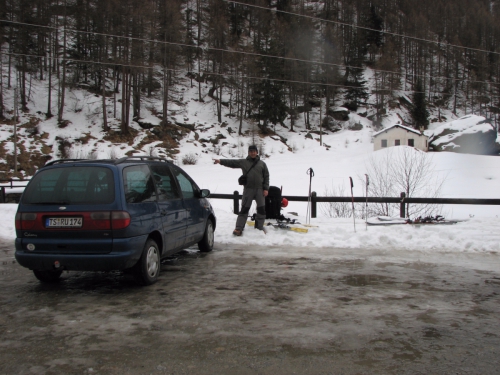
160,209,167,215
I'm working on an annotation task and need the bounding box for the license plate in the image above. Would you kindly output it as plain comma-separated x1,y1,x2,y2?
46,217,83,228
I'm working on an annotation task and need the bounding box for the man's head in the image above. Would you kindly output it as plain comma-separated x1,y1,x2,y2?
248,145,258,157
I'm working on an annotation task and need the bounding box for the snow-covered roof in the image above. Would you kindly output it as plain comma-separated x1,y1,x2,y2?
429,115,494,140
373,124,426,137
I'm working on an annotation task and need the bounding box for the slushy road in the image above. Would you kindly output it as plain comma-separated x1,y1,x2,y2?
1,239,499,375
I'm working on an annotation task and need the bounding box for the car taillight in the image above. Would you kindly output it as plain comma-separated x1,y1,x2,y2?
111,211,131,229
90,211,111,229
89,211,130,229
15,212,37,230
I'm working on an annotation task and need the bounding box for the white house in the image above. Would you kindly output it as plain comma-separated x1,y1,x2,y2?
373,124,428,151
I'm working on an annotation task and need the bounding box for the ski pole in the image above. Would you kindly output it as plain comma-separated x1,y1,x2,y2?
349,177,356,232
365,174,369,230
306,168,314,225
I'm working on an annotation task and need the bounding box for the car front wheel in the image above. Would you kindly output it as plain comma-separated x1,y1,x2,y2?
198,219,214,252
33,269,63,283
135,239,160,285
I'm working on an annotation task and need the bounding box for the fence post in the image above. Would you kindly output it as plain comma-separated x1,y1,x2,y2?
0,187,4,203
311,191,317,218
400,192,406,218
233,190,239,214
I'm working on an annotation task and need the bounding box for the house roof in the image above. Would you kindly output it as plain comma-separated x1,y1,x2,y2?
373,124,426,137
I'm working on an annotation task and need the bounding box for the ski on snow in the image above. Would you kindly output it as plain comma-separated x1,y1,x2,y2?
367,215,464,226
246,220,308,233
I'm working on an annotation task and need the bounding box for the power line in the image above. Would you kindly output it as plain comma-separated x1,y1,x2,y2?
0,48,380,91
3,48,500,102
1,19,499,89
225,0,500,57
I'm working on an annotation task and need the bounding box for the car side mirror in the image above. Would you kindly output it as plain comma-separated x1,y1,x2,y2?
200,189,210,198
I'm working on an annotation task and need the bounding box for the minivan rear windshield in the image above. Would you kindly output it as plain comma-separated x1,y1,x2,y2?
22,167,115,205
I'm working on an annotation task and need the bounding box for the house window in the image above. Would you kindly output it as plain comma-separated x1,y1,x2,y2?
408,139,414,147
395,139,401,146
381,139,387,148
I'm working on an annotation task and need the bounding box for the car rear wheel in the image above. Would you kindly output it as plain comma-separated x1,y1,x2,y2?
135,239,160,285
33,269,63,283
198,219,214,252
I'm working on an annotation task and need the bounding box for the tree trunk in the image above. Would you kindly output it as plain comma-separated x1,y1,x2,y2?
126,70,131,131
20,58,28,111
113,69,117,118
46,32,53,118
58,59,66,122
133,71,140,120
217,85,222,123
102,65,108,131
0,57,3,119
7,24,13,89
198,62,203,101
161,68,167,127
121,67,129,134
238,72,244,135
58,11,67,123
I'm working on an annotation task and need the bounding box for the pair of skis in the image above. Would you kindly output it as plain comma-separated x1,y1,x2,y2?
246,220,309,233
367,215,462,226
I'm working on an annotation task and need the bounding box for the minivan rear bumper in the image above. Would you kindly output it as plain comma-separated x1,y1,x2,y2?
14,235,147,271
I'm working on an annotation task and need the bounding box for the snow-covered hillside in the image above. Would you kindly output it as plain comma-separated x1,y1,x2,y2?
1,70,500,221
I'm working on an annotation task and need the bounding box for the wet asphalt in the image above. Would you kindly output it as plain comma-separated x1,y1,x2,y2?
1,238,500,375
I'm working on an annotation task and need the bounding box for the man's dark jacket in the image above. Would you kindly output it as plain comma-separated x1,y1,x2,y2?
220,156,270,190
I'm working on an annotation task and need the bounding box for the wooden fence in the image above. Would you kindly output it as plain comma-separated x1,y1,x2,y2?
0,179,29,204
1,179,499,218
210,191,500,218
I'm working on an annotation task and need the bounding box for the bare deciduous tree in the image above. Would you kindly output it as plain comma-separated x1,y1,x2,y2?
365,146,445,218
321,185,351,218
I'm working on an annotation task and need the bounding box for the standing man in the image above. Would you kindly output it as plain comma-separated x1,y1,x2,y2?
214,145,270,235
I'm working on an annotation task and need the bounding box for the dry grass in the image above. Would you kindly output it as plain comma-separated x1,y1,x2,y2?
103,128,139,145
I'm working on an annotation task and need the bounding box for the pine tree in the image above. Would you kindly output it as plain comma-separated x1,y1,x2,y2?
412,79,429,129
363,5,384,63
344,67,368,110
254,78,288,131
365,5,384,48
252,37,288,132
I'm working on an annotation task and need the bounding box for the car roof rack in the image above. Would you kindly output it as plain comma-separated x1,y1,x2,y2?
44,158,95,166
114,156,172,164
44,156,172,167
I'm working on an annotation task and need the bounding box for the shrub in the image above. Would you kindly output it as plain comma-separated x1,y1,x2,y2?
182,153,199,165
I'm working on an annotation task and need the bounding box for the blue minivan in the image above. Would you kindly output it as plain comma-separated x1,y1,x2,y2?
14,156,216,285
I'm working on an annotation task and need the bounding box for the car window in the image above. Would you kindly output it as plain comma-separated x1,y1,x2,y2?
123,165,157,203
22,167,115,204
150,165,181,202
171,166,197,199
